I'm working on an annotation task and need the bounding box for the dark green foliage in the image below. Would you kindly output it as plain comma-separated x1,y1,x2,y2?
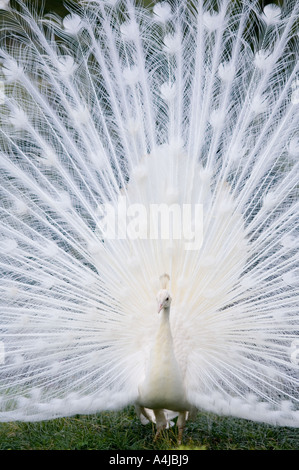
0,407,298,450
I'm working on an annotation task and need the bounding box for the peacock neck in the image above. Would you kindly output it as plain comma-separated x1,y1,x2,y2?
159,307,170,324
157,307,172,341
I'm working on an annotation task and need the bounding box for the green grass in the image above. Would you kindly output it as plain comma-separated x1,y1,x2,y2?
0,407,298,450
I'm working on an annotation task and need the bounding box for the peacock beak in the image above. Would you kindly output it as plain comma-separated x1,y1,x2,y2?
158,304,163,313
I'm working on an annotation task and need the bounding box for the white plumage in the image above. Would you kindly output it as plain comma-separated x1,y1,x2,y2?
0,0,298,441
136,278,188,442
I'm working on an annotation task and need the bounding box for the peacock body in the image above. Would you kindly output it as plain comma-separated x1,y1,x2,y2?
0,0,298,437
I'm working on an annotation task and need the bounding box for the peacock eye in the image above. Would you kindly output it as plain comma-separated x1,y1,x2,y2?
166,297,169,301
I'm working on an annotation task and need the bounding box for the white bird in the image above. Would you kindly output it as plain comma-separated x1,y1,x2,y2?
0,0,298,443
136,274,194,443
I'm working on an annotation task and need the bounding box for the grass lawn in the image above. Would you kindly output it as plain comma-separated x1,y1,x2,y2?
0,407,298,450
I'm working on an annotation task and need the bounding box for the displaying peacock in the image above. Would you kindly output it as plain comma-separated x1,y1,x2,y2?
0,0,298,443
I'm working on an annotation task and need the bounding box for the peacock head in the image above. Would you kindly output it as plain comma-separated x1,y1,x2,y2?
157,289,172,313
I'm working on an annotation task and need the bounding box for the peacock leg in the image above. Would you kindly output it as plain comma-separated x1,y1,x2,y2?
153,409,167,441
177,411,187,445
135,404,151,424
